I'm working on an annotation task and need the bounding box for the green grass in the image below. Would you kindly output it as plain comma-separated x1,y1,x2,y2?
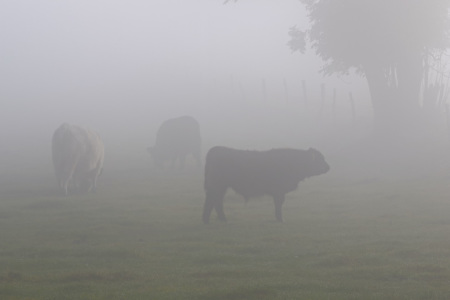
2,164,450,299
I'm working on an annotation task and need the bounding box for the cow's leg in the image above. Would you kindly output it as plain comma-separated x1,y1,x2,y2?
92,167,103,193
63,180,69,196
91,174,98,192
61,155,79,196
86,168,100,193
72,175,80,193
273,194,286,222
86,176,95,193
57,177,64,192
203,189,226,224
62,169,75,196
63,170,75,195
202,203,214,224
202,191,215,224
215,198,227,222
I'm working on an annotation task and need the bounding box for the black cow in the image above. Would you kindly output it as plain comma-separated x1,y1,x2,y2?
202,146,330,223
147,116,201,169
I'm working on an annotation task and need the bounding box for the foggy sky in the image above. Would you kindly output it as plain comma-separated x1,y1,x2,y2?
0,0,368,170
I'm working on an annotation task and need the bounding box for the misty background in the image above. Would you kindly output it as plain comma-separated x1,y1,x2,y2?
0,0,419,181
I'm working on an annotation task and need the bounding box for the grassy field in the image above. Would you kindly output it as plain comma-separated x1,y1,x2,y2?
2,161,450,299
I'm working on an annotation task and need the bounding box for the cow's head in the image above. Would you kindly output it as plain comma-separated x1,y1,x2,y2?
307,148,330,176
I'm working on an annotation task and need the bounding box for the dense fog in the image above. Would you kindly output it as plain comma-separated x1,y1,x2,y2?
4,3,450,298
1,0,446,182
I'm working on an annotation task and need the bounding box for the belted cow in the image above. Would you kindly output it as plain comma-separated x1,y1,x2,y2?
52,123,105,195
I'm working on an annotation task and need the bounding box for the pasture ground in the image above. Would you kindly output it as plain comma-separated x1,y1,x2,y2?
2,159,450,300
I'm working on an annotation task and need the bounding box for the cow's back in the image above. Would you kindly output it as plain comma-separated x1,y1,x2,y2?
204,146,270,197
204,146,327,198
155,116,200,150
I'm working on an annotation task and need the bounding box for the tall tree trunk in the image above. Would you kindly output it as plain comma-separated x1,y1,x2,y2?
396,49,424,134
364,52,424,139
364,63,397,135
397,50,423,113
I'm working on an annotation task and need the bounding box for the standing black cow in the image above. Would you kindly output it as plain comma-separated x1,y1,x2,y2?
147,116,201,169
202,146,330,223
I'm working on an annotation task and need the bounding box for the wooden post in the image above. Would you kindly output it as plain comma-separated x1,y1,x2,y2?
318,83,326,118
446,103,450,142
332,88,337,124
238,82,246,101
261,78,267,103
283,77,289,105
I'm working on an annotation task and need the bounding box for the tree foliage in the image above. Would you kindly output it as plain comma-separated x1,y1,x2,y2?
291,0,450,134
287,26,307,54
295,0,450,76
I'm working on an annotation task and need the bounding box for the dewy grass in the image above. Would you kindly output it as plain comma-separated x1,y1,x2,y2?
2,164,450,299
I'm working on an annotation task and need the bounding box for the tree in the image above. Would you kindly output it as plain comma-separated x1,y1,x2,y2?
290,0,450,136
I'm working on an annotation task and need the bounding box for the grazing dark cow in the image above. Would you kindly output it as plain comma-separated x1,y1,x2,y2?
202,146,330,223
147,116,201,169
52,123,105,195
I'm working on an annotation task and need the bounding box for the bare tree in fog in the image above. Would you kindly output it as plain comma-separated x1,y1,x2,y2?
289,0,450,138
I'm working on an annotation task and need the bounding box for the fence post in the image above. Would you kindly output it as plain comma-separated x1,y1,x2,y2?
261,78,267,103
302,80,308,108
283,77,289,105
349,92,356,126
